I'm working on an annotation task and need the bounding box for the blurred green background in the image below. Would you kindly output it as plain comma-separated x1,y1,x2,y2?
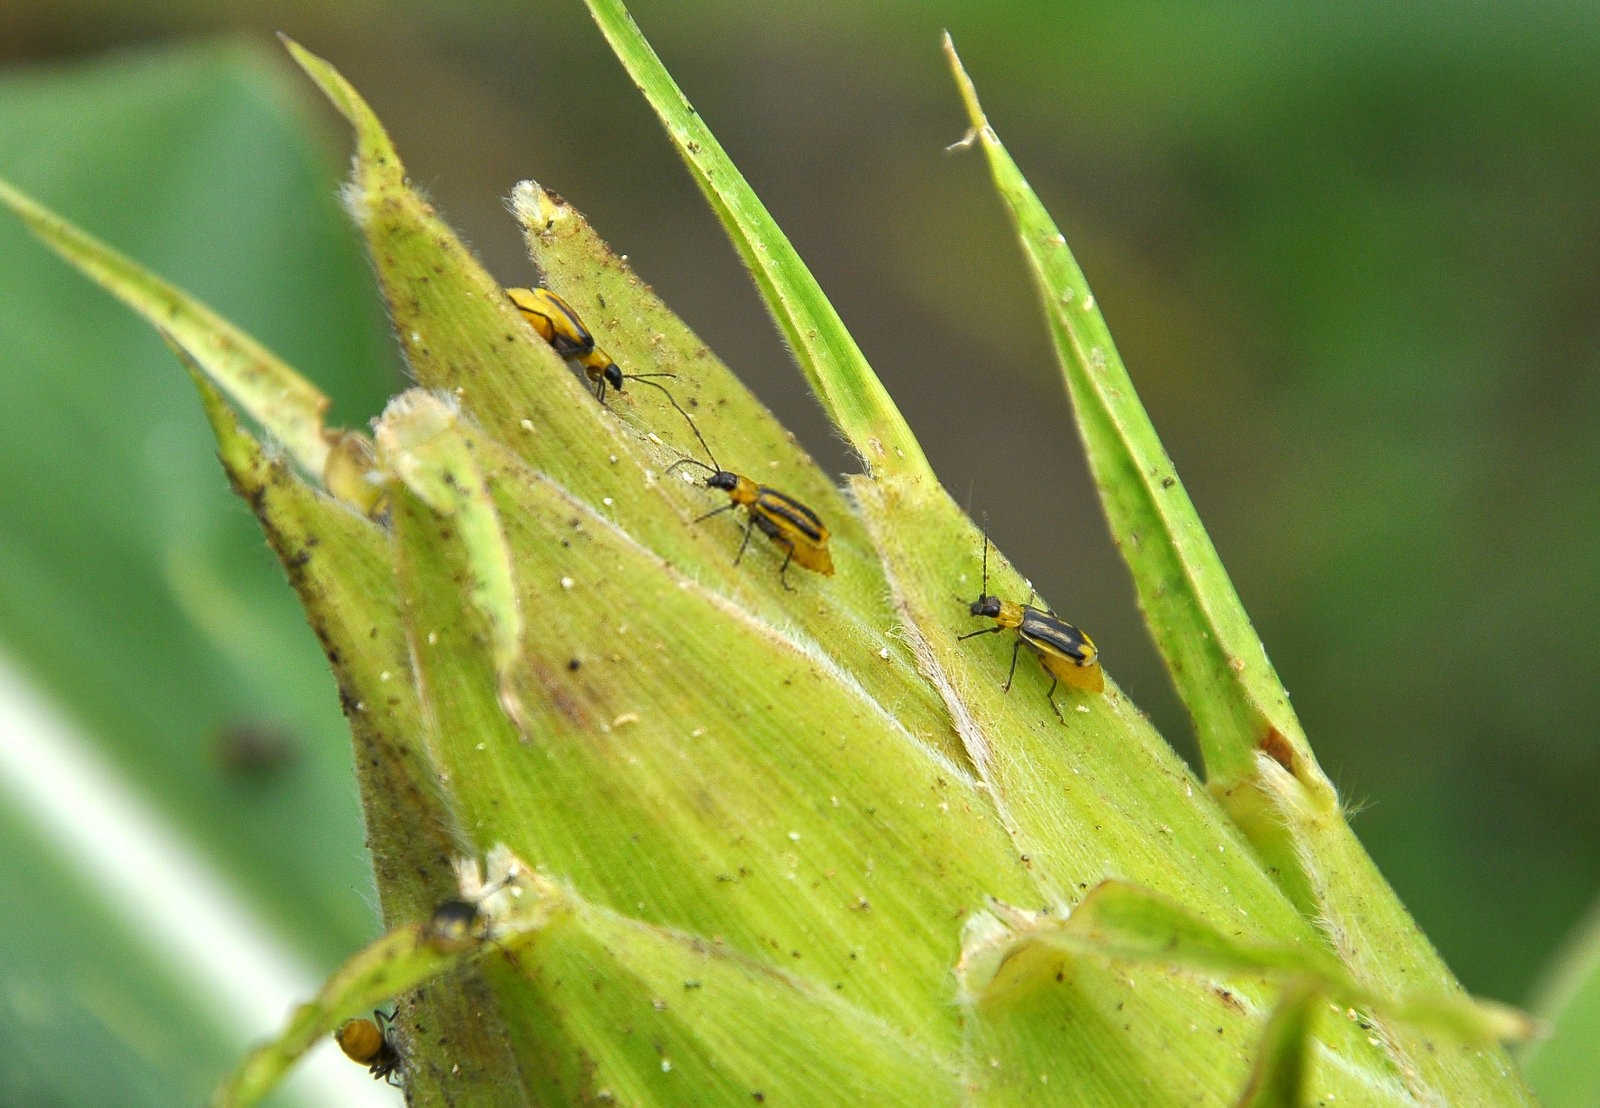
1,0,1595,1103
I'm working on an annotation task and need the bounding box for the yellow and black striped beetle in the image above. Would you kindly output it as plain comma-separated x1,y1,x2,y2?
508,285,719,462
958,532,1102,718
668,449,834,589
507,286,678,404
335,1009,402,1086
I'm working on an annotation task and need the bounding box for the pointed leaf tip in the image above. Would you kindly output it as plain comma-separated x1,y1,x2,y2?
581,0,931,481
0,176,334,478
279,35,400,180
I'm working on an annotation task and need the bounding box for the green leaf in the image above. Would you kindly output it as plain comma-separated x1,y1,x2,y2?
578,0,931,482
1520,897,1600,1108
940,36,1534,1104
0,41,398,1105
959,881,1531,1044
941,33,1321,800
568,0,1318,958
222,847,964,1105
1235,983,1321,1108
215,917,462,1107
0,177,333,479
6,23,1541,1108
280,34,1368,1099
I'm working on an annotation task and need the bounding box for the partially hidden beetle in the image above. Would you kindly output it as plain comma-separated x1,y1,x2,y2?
507,285,719,457
668,447,834,589
336,1009,402,1086
958,531,1103,717
507,286,677,403
421,898,481,953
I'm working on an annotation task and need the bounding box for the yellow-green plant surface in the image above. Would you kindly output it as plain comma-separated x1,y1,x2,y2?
0,3,1541,1105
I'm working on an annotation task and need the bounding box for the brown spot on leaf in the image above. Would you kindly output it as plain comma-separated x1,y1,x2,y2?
1259,726,1296,772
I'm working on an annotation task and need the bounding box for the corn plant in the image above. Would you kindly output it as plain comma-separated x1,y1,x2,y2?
0,2,1540,1104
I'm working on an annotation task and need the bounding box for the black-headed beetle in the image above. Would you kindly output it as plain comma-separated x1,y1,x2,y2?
421,898,481,953
669,455,834,590
958,532,1102,717
507,285,678,403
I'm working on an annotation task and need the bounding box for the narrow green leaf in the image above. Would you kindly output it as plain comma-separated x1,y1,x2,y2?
1235,983,1320,1108
374,392,524,728
1015,880,1343,983
959,881,1532,1045
579,0,930,483
1521,897,1600,1108
1252,758,1536,1100
941,35,1325,802
939,37,1534,1104
183,357,459,915
0,176,334,481
187,358,505,1106
214,919,469,1106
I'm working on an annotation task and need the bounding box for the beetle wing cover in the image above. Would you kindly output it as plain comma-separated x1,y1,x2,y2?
1019,607,1103,691
754,487,835,575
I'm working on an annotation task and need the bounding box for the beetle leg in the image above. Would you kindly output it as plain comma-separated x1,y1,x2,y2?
776,540,796,592
1004,637,1022,692
956,625,1004,641
733,512,756,565
1044,675,1064,722
692,501,738,525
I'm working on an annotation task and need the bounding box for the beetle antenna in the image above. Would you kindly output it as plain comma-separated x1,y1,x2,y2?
979,514,991,599
665,455,717,478
625,375,719,473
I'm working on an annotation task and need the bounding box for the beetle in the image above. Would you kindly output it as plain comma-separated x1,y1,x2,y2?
958,531,1102,718
506,286,678,404
421,898,481,953
507,285,718,457
668,451,834,589
335,1009,402,1086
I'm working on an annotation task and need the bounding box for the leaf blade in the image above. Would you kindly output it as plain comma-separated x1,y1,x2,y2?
0,176,333,480
941,35,1326,801
578,0,931,483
